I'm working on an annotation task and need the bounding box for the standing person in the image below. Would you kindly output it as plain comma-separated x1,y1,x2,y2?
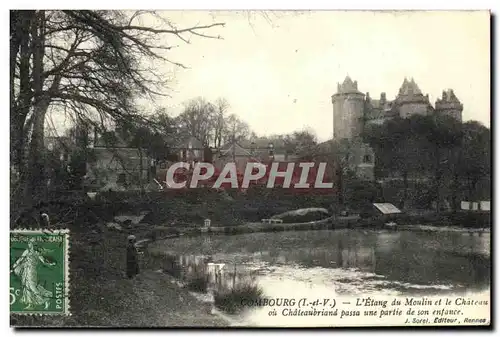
126,235,140,279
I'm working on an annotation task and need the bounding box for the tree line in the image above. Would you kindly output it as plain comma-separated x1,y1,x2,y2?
361,114,490,210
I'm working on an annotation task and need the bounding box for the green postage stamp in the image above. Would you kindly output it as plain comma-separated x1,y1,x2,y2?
10,229,70,315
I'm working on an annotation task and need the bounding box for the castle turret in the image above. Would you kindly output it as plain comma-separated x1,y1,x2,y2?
380,92,386,105
395,78,433,118
435,89,463,122
331,76,365,140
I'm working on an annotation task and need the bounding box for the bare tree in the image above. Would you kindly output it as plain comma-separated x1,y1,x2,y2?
177,97,216,145
213,97,230,148
223,113,250,144
10,10,224,205
177,97,251,148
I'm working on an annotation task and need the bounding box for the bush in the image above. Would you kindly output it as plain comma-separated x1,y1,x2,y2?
213,282,265,314
449,211,491,228
186,274,209,293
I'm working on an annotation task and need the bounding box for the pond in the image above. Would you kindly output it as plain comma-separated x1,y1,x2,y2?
147,229,490,326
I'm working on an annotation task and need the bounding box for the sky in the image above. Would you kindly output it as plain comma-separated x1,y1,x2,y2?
143,10,490,142
45,10,490,142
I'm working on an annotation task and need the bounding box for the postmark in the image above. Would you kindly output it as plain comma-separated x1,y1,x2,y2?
10,229,70,315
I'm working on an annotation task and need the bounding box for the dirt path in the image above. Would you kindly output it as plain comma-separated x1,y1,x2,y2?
71,270,227,327
130,271,227,327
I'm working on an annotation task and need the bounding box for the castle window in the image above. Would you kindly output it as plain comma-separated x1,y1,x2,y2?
117,173,127,186
363,154,372,163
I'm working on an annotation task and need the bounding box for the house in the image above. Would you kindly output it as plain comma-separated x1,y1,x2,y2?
214,142,265,173
154,136,215,185
214,138,300,172
85,132,151,191
176,136,205,162
44,136,72,162
211,139,334,192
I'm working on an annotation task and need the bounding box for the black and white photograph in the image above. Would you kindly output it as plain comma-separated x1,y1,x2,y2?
8,9,491,328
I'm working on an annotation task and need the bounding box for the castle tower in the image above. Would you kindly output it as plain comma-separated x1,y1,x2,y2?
435,89,463,122
331,76,365,140
394,78,433,118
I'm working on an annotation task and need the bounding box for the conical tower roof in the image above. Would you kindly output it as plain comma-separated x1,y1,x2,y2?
335,75,363,95
398,77,422,96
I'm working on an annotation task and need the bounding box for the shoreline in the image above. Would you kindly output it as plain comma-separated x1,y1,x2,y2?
143,215,491,242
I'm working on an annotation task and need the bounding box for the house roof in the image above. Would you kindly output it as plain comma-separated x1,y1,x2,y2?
176,136,204,149
218,143,265,163
373,203,401,214
92,147,149,170
94,133,129,148
316,139,335,154
220,143,253,157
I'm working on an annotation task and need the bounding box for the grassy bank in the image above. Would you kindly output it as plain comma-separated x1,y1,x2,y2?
11,206,226,328
145,210,491,241
91,192,490,233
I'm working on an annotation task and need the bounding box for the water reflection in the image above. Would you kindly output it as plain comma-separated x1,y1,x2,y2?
149,229,490,296
154,252,258,294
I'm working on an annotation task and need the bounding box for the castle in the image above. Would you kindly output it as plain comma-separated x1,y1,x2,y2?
332,76,464,140
328,76,464,181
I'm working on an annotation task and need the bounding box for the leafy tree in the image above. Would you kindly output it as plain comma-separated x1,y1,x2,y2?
289,129,318,159
458,121,491,200
424,115,463,212
364,114,489,211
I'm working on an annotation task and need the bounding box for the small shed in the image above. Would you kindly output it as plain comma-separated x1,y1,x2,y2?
359,202,402,222
373,203,402,215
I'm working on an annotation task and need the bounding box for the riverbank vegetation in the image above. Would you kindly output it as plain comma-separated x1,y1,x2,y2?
362,115,490,210
214,282,265,314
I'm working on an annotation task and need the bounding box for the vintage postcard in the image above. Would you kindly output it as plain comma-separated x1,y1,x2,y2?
10,10,490,328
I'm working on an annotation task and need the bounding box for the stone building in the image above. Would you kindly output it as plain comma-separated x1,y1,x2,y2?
434,89,464,122
329,76,464,181
332,76,464,138
86,133,150,191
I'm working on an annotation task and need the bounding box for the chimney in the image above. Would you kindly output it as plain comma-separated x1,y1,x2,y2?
380,92,386,103
90,126,98,148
